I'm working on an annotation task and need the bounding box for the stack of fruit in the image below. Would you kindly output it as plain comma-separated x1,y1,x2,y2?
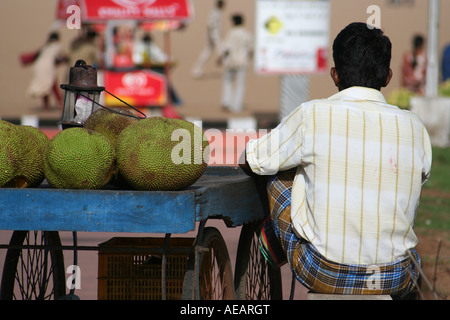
0,109,210,191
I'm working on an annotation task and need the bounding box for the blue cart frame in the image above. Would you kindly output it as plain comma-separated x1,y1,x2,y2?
0,166,282,300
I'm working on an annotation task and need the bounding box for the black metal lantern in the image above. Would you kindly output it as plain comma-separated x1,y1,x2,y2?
60,60,146,130
60,60,105,129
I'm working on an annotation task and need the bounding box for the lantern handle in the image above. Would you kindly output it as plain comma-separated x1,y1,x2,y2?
104,89,148,119
73,89,147,120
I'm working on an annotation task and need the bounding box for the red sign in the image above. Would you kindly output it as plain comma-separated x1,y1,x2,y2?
79,0,192,21
103,70,167,107
57,0,192,21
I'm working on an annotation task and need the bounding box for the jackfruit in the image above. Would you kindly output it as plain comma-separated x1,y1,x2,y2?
0,121,49,188
83,107,138,153
44,127,115,189
0,121,21,187
17,125,50,187
116,117,210,191
83,107,140,189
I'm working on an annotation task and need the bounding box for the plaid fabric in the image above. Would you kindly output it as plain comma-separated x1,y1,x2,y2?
266,170,421,297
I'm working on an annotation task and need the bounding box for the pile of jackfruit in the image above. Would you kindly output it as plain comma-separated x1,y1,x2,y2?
0,109,210,191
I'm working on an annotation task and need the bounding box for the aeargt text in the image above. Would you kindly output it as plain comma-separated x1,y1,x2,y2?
180,304,270,317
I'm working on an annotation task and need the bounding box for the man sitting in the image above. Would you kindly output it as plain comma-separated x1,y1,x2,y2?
241,22,432,298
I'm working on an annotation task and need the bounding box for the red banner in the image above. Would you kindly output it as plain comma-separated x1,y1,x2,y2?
80,0,192,21
103,70,167,107
57,0,192,21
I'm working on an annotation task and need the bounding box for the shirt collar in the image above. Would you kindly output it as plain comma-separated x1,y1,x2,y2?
328,86,387,104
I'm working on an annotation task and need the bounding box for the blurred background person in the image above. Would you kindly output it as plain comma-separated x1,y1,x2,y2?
191,0,225,78
220,13,253,114
112,25,135,69
133,33,168,69
442,42,450,82
401,34,427,94
69,27,99,68
26,32,67,111
134,33,182,106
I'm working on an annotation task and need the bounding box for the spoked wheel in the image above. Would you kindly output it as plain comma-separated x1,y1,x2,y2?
234,222,283,300
182,227,235,300
0,231,66,300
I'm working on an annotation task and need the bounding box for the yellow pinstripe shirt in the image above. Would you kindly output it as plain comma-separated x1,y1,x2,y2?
246,87,432,265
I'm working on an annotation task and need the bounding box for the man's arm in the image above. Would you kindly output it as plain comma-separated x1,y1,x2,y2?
240,106,304,177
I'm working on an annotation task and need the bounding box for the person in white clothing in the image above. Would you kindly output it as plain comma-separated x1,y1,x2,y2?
220,14,253,113
134,33,182,106
27,32,67,111
191,0,225,78
133,33,169,68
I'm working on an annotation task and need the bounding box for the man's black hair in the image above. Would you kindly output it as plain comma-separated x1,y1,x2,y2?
232,14,244,26
413,34,424,50
332,22,392,90
48,32,60,42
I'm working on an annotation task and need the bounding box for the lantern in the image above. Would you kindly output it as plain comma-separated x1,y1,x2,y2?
60,60,105,129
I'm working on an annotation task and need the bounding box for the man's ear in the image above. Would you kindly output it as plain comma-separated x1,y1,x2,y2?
384,68,393,87
330,67,340,87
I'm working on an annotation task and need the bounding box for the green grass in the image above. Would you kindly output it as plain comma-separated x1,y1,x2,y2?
416,147,450,232
423,147,450,192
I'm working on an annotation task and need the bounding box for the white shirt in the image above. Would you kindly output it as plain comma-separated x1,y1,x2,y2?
221,26,253,69
246,87,432,265
27,42,64,97
133,41,168,66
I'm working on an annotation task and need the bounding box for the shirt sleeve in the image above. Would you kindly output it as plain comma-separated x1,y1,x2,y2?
246,106,305,176
422,125,433,185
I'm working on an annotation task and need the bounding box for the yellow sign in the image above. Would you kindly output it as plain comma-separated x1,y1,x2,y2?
265,16,283,35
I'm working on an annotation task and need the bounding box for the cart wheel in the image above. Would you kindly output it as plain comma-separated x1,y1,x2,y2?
0,231,66,300
234,222,283,300
182,227,235,300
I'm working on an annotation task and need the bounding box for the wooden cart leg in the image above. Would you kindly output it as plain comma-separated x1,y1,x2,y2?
234,222,283,300
0,231,66,300
182,227,235,300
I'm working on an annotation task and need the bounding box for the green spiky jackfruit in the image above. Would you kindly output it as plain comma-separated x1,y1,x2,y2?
83,107,138,153
83,108,139,189
0,121,21,187
18,125,50,187
44,128,115,189
0,121,49,188
116,117,210,191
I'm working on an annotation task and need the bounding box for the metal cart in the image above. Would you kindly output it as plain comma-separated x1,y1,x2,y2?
0,166,282,300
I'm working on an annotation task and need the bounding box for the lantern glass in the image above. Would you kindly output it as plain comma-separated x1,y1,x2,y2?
61,90,102,129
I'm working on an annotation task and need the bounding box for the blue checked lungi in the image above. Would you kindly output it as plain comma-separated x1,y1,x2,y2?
266,169,421,298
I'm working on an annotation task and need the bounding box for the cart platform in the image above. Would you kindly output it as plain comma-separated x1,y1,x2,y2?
0,166,283,300
0,166,265,234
